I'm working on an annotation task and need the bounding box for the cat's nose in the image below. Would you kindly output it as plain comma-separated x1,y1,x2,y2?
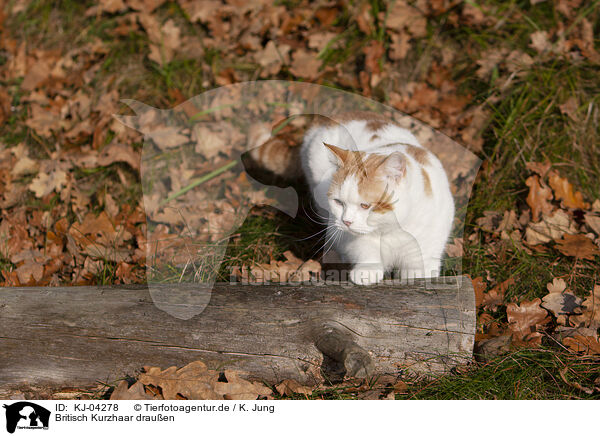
343,219,352,227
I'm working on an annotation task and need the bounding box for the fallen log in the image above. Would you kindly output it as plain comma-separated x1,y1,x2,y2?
0,276,475,388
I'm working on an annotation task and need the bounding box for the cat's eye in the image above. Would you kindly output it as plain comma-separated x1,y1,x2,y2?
360,203,371,209
333,199,344,206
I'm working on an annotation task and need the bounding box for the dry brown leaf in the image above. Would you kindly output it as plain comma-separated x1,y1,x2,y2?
548,171,589,209
139,361,221,400
498,210,522,233
289,50,321,80
558,97,579,121
525,209,577,245
99,0,127,14
525,175,553,222
25,103,62,137
445,237,463,257
525,161,552,177
570,285,600,328
21,56,53,91
471,276,486,309
584,213,600,236
97,142,140,170
547,277,567,294
506,298,550,340
11,143,39,177
15,260,44,284
137,361,271,400
127,0,166,12
83,244,131,263
476,49,508,79
192,126,226,159
29,169,68,198
386,0,427,37
475,334,513,361
563,335,600,355
110,380,156,400
529,30,552,53
476,210,501,233
275,379,313,396
363,40,385,75
389,32,411,61
149,126,189,149
505,50,534,73
482,277,515,312
247,250,321,283
307,31,338,52
212,370,272,400
555,234,600,260
256,41,291,77
69,211,132,249
541,290,582,318
177,0,222,23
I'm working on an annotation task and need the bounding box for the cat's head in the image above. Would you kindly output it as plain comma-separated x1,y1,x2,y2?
325,143,406,235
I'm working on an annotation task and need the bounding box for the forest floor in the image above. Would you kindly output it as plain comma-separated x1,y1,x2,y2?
0,0,599,399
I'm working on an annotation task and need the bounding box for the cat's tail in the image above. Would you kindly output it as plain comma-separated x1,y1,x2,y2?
247,122,303,180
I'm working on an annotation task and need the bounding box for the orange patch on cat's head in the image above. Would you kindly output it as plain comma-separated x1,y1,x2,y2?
325,143,405,213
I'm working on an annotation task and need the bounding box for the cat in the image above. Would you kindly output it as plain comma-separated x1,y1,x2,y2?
299,112,455,285
249,111,454,285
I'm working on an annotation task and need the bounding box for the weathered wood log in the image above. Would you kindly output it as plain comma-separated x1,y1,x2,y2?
0,276,475,388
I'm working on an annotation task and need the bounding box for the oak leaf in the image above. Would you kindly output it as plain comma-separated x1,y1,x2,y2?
445,238,463,257
541,291,582,318
289,50,321,80
139,361,221,400
525,175,553,222
570,285,600,328
563,335,600,355
249,251,321,283
256,41,290,77
275,379,313,396
584,213,600,236
546,277,567,294
137,361,271,400
548,171,589,209
555,234,600,260
110,381,156,400
525,161,552,177
97,142,140,170
529,30,552,53
506,298,550,340
471,276,486,308
558,97,579,122
482,277,515,312
149,126,189,149
28,169,68,198
389,32,411,61
525,209,577,245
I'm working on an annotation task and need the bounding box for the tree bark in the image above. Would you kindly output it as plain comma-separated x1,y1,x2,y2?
0,276,475,388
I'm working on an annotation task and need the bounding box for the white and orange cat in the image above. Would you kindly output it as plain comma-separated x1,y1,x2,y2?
300,112,454,285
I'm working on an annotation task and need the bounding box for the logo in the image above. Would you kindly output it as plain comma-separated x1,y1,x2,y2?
3,402,50,434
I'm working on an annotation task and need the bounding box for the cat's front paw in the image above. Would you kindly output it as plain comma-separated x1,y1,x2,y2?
349,267,384,285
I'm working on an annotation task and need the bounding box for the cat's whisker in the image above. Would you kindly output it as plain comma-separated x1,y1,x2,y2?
306,200,329,221
321,227,342,257
309,226,336,260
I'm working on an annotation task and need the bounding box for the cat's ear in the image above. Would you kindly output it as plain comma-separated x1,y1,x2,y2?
323,142,349,166
381,152,406,182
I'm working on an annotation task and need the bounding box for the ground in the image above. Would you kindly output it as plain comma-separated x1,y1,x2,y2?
0,0,599,399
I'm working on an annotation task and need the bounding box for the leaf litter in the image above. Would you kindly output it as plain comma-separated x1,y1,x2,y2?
0,0,599,399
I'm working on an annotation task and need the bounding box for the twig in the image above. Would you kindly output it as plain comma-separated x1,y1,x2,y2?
159,160,237,206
